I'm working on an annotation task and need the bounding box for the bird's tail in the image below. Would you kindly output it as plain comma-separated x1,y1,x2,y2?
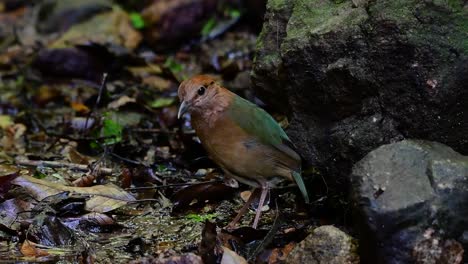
292,171,309,203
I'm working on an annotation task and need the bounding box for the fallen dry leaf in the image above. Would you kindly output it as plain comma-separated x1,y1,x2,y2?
67,148,92,165
12,176,136,213
20,240,49,257
52,8,142,50
0,198,32,228
221,246,248,264
142,75,173,91
62,212,115,228
108,95,136,109
0,123,26,153
267,242,296,263
72,174,98,187
70,102,90,114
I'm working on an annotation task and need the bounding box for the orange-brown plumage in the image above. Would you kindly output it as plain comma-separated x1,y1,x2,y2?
178,75,309,228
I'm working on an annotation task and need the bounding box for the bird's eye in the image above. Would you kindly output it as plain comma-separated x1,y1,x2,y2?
197,86,206,96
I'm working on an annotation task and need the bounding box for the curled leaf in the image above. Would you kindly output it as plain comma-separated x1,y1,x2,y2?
12,176,135,213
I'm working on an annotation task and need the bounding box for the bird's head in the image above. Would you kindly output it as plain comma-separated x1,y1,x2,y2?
177,75,221,118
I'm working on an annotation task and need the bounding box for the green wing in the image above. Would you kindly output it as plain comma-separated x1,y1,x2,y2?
227,96,289,147
227,96,309,203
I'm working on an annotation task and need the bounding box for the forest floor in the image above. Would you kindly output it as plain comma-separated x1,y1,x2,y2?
0,1,336,263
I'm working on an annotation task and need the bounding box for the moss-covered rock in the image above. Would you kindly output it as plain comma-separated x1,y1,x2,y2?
253,1,467,261
252,0,468,180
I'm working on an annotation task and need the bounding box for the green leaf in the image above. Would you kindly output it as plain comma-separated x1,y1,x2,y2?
90,113,128,148
156,164,167,172
201,17,216,36
101,116,123,145
150,97,175,108
163,57,183,74
90,141,99,149
228,9,241,18
129,12,145,29
15,75,24,87
33,170,47,179
0,115,13,129
186,213,218,223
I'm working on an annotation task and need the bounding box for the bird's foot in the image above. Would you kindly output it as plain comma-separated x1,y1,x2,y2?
252,183,269,229
224,188,259,230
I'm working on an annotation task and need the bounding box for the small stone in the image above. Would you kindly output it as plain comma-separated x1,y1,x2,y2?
285,225,359,264
194,169,207,177
412,230,464,264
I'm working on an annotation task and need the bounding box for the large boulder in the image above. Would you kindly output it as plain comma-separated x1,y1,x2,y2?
351,140,467,263
252,0,468,176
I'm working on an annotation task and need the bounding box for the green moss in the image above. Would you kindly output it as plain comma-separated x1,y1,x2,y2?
451,11,468,52
433,0,465,11
369,0,468,55
407,2,468,55
284,0,368,47
255,26,268,51
267,0,288,11
255,0,292,70
369,0,418,22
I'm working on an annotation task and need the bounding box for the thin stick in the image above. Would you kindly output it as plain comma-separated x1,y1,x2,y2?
109,152,142,166
128,199,160,203
125,180,222,191
15,158,112,175
130,128,178,134
84,72,108,132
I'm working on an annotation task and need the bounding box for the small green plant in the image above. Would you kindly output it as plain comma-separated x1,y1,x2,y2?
33,169,47,179
101,118,123,145
228,8,241,18
129,12,145,29
91,113,123,148
163,57,183,74
201,17,216,36
156,164,168,172
186,213,218,223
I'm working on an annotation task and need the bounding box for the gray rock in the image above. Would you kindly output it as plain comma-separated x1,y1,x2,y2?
286,225,359,264
252,0,468,179
351,140,468,263
412,229,464,264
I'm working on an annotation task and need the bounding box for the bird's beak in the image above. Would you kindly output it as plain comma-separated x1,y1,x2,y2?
177,100,190,119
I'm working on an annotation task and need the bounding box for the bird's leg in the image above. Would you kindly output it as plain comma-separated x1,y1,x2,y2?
226,188,259,229
252,182,269,229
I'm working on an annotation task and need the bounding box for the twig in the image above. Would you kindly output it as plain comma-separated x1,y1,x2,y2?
109,152,143,166
84,72,108,132
15,158,113,175
130,128,173,133
125,180,222,191
46,131,117,142
128,199,160,203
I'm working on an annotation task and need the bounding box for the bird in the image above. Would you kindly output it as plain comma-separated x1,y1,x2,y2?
177,75,309,229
